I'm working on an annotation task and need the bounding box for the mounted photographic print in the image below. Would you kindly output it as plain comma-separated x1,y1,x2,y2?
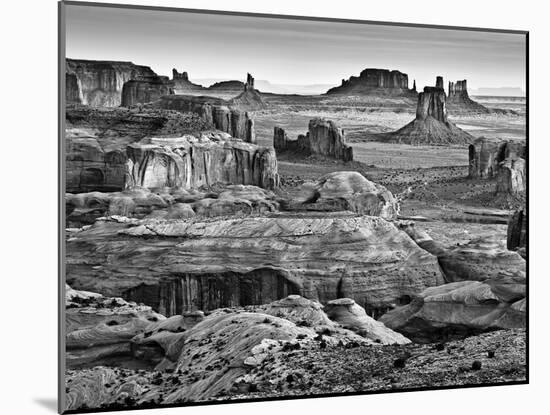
59,1,528,413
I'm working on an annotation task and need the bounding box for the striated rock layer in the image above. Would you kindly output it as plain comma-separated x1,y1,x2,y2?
380,271,526,343
66,59,157,107
273,119,353,161
125,135,279,190
287,171,398,220
384,78,474,145
121,76,174,106
157,95,255,142
66,213,444,317
468,137,526,179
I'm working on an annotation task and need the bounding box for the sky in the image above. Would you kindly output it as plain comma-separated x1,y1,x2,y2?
65,3,527,93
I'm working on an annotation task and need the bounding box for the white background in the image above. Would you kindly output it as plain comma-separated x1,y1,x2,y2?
0,0,546,413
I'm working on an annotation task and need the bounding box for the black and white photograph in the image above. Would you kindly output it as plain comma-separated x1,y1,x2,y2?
59,1,527,413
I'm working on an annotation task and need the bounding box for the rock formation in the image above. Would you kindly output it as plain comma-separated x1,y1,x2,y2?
230,73,267,110
379,271,526,342
324,298,410,344
65,213,444,317
126,135,279,190
121,76,174,107
496,157,526,196
157,95,256,142
327,68,415,95
398,221,526,283
507,210,527,257
447,79,495,114
468,137,526,178
171,69,206,93
66,59,157,107
383,77,474,145
273,119,353,161
287,171,398,220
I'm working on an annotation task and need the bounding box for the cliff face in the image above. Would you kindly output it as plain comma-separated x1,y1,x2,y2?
121,76,174,107
273,119,353,161
384,77,474,145
157,95,256,142
327,68,414,95
66,59,157,107
65,213,444,316
468,137,526,179
126,135,279,190
507,210,527,257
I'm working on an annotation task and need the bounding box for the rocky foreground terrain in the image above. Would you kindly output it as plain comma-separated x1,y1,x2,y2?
63,59,527,412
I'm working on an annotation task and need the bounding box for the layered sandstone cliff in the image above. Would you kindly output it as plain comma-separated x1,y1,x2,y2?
125,135,279,190
157,95,256,142
384,77,474,145
66,59,157,107
171,69,206,93
327,68,414,95
273,119,353,161
121,76,174,106
65,213,444,317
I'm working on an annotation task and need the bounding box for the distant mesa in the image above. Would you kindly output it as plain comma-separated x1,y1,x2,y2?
326,68,417,96
171,68,206,93
381,76,474,145
274,118,353,161
66,58,157,107
446,79,493,115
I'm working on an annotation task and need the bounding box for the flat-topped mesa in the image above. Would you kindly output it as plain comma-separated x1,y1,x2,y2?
468,137,526,179
66,58,157,107
126,135,279,190
157,95,256,142
383,77,474,145
273,119,353,162
121,75,174,107
326,68,416,95
448,80,468,98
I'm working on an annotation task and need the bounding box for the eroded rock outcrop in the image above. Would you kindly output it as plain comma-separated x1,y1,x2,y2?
230,73,267,110
121,76,174,107
327,68,415,95
66,213,444,316
125,135,278,190
507,210,527,258
66,59,157,107
273,119,353,161
171,69,206,93
157,95,255,142
398,221,526,283
496,157,526,196
468,136,526,178
447,80,512,115
384,77,474,145
287,171,398,219
379,271,526,342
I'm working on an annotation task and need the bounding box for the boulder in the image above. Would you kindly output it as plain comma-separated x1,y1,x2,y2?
66,213,445,316
290,171,398,219
324,298,410,344
66,59,157,107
